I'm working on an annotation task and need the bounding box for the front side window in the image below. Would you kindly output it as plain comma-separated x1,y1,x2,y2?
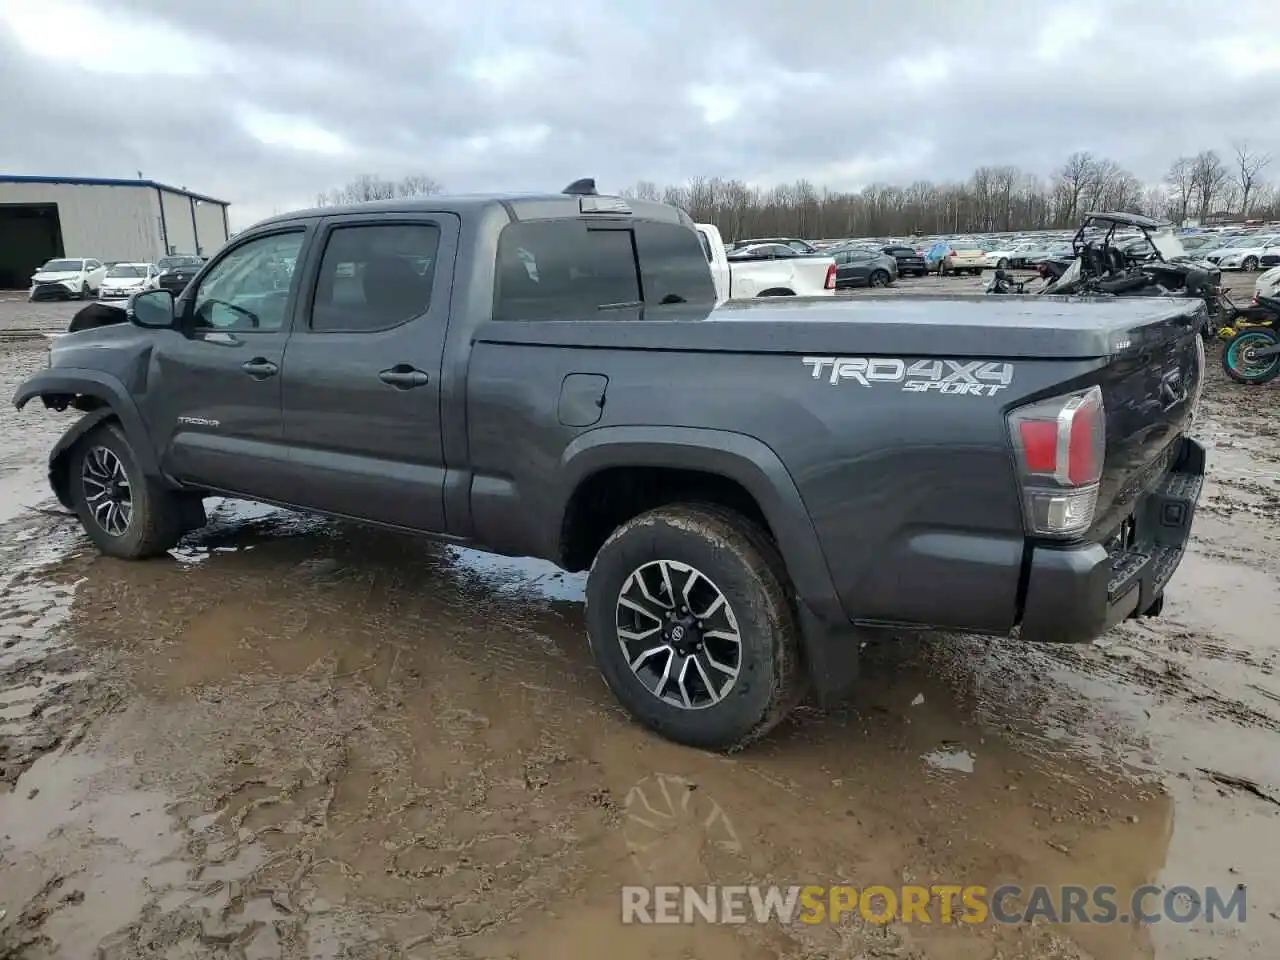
494,220,640,321
309,223,440,333
191,231,304,332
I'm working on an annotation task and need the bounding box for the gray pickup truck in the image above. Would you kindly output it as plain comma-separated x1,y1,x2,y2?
13,182,1208,751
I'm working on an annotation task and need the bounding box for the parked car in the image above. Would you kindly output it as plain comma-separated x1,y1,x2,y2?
728,237,817,254
99,263,160,299
882,245,927,277
1260,242,1280,270
1256,264,1280,299
696,224,836,302
28,258,108,301
929,242,986,276
155,255,206,296
1207,235,1279,272
830,247,898,288
15,181,1206,751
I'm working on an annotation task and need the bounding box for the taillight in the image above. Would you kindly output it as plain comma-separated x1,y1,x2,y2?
1007,385,1105,537
949,249,957,257
824,263,837,290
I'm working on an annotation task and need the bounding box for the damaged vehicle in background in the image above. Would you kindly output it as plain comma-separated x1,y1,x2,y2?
1017,212,1223,338
697,224,836,302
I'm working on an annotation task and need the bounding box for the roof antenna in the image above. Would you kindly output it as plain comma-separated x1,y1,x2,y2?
562,178,598,196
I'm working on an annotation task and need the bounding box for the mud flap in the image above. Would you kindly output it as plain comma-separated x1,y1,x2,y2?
796,602,862,705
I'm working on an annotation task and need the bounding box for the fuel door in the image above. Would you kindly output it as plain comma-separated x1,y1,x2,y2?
557,373,608,427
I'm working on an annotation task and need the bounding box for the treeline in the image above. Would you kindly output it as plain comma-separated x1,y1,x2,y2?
317,142,1276,241
620,144,1277,240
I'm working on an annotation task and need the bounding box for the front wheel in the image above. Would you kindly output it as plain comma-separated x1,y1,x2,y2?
69,422,190,558
1243,256,1259,272
1221,329,1280,384
869,270,889,288
78,283,90,300
585,504,804,751
997,258,1009,270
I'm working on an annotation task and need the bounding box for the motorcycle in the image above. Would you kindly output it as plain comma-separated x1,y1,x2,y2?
1220,294,1280,385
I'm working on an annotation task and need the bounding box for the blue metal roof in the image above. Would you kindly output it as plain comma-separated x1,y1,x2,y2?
0,174,228,207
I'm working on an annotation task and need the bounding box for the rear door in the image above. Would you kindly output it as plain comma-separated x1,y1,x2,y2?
279,213,459,531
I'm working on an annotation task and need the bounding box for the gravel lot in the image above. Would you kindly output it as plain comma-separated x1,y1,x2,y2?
0,276,1277,960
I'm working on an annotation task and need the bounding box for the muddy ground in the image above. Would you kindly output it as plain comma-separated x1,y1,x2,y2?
0,278,1277,959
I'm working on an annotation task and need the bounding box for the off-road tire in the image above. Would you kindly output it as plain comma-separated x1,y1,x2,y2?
585,503,805,751
69,422,186,559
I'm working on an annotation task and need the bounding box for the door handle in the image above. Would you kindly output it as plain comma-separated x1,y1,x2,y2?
241,358,279,379
378,366,430,389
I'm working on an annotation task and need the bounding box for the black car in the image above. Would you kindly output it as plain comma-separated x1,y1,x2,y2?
883,245,927,277
155,255,205,296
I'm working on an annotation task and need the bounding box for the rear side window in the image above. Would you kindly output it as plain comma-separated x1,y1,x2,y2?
309,223,440,333
633,221,716,309
494,220,640,321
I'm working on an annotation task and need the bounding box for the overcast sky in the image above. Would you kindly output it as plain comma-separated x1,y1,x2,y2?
1,0,1276,229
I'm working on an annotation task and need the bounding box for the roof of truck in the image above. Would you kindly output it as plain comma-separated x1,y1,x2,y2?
253,191,687,230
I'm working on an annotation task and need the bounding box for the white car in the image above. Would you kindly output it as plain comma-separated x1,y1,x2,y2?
99,262,160,299
29,258,108,301
1255,264,1280,300
1205,235,1278,272
695,224,836,303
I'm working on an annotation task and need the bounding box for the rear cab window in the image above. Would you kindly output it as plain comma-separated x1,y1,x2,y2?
493,218,714,320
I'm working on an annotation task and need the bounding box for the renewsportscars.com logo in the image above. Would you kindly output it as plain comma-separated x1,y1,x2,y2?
621,883,1248,927
802,356,1016,396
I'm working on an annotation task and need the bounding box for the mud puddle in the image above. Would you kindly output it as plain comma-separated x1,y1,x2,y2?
1,334,1278,958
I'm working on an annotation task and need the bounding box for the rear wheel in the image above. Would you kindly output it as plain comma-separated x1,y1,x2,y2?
1221,329,1280,385
69,422,189,558
869,270,889,288
584,504,804,751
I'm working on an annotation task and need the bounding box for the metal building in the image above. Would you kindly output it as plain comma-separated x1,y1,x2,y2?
0,175,231,289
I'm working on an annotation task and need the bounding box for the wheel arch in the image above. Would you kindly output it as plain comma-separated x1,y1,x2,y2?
15,368,162,509
555,426,843,623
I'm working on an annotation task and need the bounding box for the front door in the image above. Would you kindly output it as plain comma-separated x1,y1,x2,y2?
279,214,458,532
144,227,309,502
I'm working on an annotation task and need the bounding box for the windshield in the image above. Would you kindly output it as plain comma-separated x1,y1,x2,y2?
40,259,83,272
107,264,148,278
159,256,202,270
1147,227,1187,260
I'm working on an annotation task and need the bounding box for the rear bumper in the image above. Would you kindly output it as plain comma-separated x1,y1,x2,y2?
1019,436,1206,643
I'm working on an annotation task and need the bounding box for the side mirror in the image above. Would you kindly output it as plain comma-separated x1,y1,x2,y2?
129,289,175,328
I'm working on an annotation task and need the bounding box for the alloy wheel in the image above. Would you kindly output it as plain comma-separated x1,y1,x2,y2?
615,559,742,710
81,446,133,536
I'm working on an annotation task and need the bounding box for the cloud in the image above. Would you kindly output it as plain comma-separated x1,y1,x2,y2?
0,0,1275,229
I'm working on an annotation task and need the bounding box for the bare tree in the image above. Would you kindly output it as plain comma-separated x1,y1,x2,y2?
1191,150,1230,222
1233,140,1272,215
1165,157,1196,224
1054,152,1096,224
316,173,443,207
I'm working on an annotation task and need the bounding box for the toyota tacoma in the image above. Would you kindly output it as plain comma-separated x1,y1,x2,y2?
13,181,1208,751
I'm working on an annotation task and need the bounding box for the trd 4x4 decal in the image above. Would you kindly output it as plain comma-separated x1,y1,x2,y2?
801,357,1014,396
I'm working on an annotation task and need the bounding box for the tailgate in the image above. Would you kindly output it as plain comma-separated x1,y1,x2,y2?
1090,314,1206,539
